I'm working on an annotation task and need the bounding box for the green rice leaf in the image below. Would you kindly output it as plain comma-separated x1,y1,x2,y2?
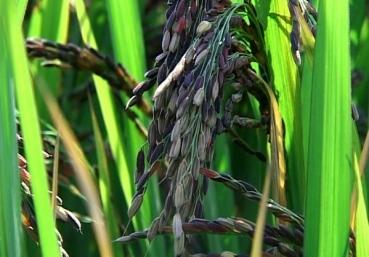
255,0,306,211
354,152,369,257
304,0,352,256
354,18,369,113
3,1,61,256
104,0,146,80
28,0,69,42
0,15,22,257
104,0,147,172
27,0,70,118
103,5,165,255
90,100,124,257
350,0,367,51
16,0,28,21
42,87,114,257
73,0,133,204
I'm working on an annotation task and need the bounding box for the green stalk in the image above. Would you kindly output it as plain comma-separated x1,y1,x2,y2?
304,0,352,256
3,1,61,256
0,19,22,257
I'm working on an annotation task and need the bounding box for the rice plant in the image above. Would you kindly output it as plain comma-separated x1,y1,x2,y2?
1,0,369,257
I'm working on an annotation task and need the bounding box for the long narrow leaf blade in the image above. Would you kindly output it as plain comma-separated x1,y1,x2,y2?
304,0,352,256
254,0,305,211
103,4,165,253
72,0,133,203
90,101,124,257
104,0,146,79
42,88,114,257
0,18,22,257
354,153,369,257
4,1,61,256
16,0,28,21
104,0,146,171
103,0,147,170
28,0,70,119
